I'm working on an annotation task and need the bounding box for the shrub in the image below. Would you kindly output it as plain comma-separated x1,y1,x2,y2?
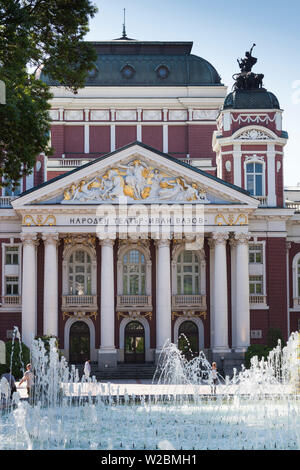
267,328,285,349
5,340,30,379
245,344,271,369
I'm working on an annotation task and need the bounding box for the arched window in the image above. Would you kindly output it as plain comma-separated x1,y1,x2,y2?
246,162,263,196
123,250,146,295
177,251,200,295
68,249,92,295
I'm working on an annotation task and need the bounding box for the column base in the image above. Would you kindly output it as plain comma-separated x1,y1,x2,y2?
98,349,117,370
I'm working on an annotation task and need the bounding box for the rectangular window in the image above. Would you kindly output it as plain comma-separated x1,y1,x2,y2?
5,246,19,265
5,276,19,295
249,275,263,295
249,244,263,264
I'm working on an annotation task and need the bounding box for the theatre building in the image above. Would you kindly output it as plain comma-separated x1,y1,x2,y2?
0,37,300,373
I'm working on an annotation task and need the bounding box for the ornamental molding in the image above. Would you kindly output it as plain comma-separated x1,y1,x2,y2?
63,233,96,248
62,311,97,321
171,310,207,321
64,110,83,121
193,109,218,120
169,110,187,121
235,129,274,141
23,214,56,227
90,110,110,121
143,110,161,121
231,114,277,125
215,213,248,226
115,110,136,121
244,154,265,163
117,311,152,321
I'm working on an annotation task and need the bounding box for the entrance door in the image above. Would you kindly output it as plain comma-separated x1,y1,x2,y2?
124,321,145,363
178,321,199,360
69,321,90,364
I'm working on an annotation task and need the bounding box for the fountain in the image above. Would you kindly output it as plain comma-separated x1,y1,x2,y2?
0,329,299,450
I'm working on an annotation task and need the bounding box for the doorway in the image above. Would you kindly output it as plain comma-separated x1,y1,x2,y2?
124,321,145,363
178,320,199,360
69,321,90,364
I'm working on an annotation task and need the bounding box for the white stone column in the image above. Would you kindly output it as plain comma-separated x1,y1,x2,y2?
234,233,251,352
230,237,237,350
208,239,215,349
98,238,117,368
21,233,38,347
155,239,172,358
42,233,59,337
212,232,230,352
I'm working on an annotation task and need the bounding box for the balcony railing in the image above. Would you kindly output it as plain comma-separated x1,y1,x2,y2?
0,295,22,306
62,294,97,309
286,202,300,212
249,295,267,305
172,294,206,309
0,196,16,207
117,295,152,309
256,196,268,207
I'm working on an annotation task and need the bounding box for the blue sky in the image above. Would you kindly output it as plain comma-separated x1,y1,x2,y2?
86,0,300,187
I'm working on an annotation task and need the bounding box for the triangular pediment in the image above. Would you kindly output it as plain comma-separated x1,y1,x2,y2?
12,142,258,209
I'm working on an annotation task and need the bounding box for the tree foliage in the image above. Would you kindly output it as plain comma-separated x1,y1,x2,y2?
0,0,97,186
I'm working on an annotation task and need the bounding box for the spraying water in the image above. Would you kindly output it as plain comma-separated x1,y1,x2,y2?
0,328,299,450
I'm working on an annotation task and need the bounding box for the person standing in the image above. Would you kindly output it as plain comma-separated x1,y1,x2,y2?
1,368,17,398
83,359,91,380
210,362,218,395
19,363,34,403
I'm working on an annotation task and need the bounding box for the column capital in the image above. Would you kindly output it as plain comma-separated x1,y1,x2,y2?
99,237,115,248
42,232,59,245
155,238,171,248
212,232,229,245
234,232,251,245
21,232,38,246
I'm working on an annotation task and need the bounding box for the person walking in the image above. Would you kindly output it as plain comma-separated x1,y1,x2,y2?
19,363,34,403
83,359,91,380
210,362,218,395
1,368,17,399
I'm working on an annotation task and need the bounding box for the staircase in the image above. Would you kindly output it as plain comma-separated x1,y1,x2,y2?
73,363,157,381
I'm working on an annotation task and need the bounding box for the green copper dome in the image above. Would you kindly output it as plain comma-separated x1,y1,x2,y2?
223,88,280,110
42,41,222,87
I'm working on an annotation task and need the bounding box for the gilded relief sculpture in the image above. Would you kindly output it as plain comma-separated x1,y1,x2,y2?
62,159,210,204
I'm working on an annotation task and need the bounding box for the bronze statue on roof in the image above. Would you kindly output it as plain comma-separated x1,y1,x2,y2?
233,44,264,91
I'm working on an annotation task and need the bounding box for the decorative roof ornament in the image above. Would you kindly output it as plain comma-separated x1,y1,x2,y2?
114,8,136,41
232,44,264,91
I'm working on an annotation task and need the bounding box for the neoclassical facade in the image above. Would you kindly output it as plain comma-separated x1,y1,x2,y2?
0,38,300,372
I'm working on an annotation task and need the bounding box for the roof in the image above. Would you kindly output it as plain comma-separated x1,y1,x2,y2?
223,88,280,110
41,40,222,87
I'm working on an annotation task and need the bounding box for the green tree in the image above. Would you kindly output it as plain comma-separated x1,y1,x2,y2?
0,0,97,187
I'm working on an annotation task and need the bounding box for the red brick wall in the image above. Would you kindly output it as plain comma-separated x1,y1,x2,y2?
265,237,288,339
47,171,65,181
115,126,136,149
64,126,84,154
142,126,163,152
0,313,22,342
168,125,188,157
89,126,110,154
275,155,284,207
51,125,64,157
187,124,216,162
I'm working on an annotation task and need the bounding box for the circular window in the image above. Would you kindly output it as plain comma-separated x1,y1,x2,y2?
121,65,135,79
156,65,169,79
